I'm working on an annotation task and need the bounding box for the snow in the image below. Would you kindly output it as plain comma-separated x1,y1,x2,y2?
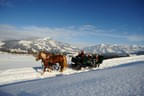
48,40,57,47
84,44,144,55
42,37,51,41
10,48,28,53
0,41,5,48
0,53,144,96
0,53,40,70
0,37,79,54
18,40,32,48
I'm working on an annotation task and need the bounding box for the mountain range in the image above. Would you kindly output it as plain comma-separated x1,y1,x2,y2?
0,37,79,54
84,44,144,58
0,37,144,57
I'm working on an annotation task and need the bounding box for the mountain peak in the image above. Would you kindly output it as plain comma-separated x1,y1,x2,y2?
37,37,52,41
42,37,51,40
0,37,79,54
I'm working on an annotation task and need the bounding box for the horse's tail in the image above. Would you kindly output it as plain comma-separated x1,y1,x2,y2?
63,56,68,69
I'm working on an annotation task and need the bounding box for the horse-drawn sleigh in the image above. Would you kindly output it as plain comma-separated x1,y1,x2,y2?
35,51,104,74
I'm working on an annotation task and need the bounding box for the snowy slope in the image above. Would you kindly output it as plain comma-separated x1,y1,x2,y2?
84,44,144,56
0,53,144,86
0,53,40,70
0,41,5,48
0,54,144,96
0,37,79,54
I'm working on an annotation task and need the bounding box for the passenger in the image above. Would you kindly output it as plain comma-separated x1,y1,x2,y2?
78,50,85,57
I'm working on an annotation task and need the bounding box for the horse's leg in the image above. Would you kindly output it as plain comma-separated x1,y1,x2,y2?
98,63,100,67
41,66,46,75
59,62,64,72
62,56,68,71
47,64,52,72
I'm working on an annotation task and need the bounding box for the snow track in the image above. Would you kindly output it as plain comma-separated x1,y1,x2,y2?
0,53,144,86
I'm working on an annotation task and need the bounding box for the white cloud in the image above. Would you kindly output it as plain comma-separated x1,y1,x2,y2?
127,35,144,42
0,24,79,41
0,24,144,47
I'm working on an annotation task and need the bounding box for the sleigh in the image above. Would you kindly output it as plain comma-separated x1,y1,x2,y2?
71,54,104,70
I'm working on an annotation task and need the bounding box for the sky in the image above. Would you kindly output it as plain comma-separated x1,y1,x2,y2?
0,0,144,48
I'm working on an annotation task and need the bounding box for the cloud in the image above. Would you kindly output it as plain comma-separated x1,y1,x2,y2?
0,24,79,41
0,24,144,47
127,35,144,42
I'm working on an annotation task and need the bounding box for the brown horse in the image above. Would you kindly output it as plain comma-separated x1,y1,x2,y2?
35,51,53,72
35,51,68,74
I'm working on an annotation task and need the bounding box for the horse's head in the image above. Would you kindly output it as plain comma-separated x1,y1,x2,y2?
35,52,41,61
35,51,46,61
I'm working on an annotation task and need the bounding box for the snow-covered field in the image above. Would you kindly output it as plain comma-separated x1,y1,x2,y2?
0,53,144,96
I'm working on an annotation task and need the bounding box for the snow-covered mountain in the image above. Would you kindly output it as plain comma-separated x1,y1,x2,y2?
0,41,5,48
0,37,79,54
83,44,144,57
1,38,144,57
